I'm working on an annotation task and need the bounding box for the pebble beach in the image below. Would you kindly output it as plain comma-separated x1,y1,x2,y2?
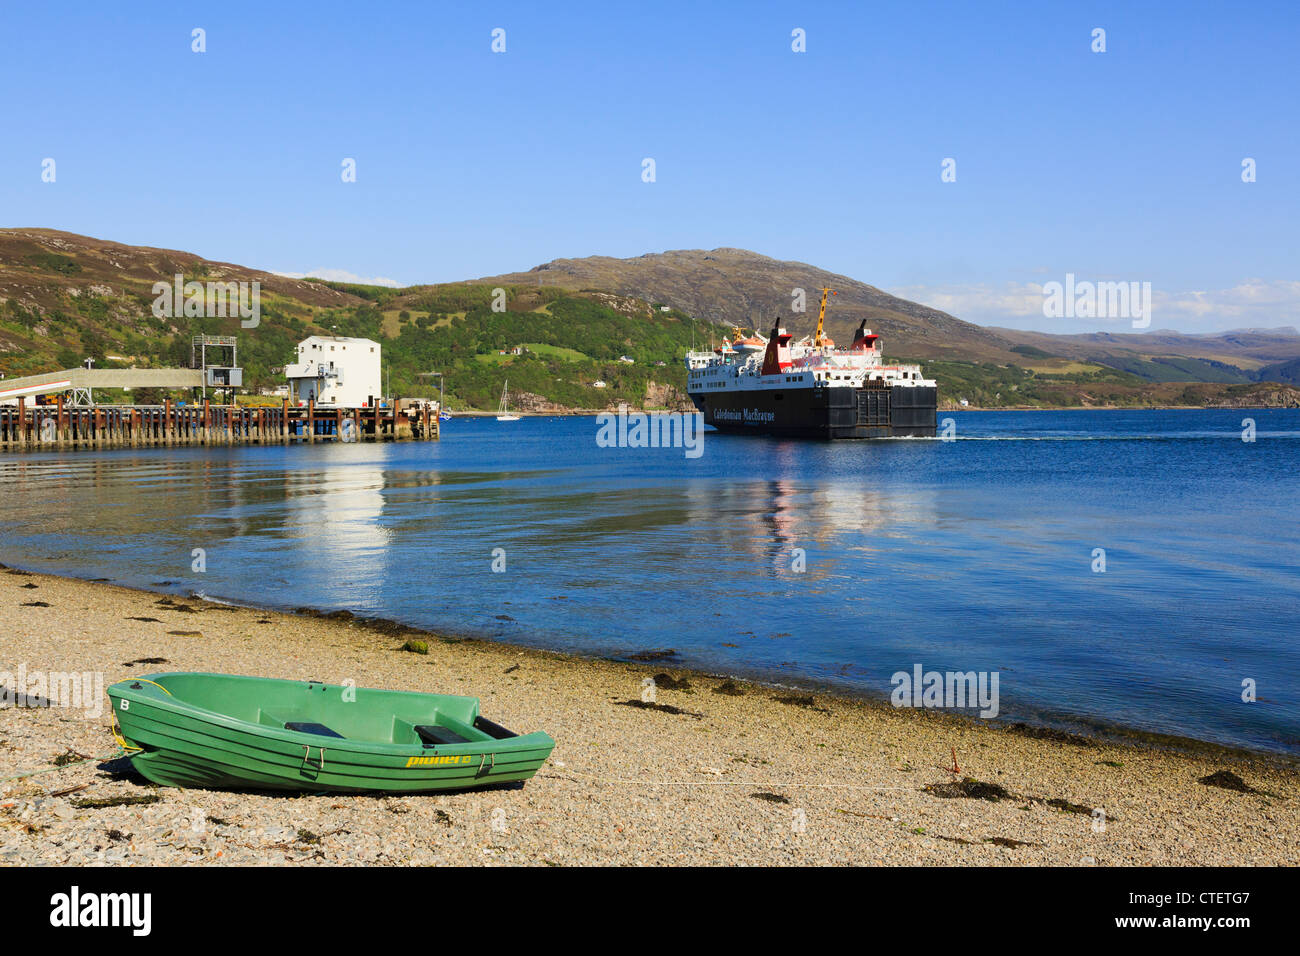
2,568,1296,866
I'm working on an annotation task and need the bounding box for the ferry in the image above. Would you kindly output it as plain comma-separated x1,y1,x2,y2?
685,288,938,438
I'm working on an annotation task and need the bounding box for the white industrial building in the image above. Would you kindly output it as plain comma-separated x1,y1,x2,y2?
284,336,382,408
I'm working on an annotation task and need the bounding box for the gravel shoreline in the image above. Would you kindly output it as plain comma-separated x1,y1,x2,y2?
2,569,1296,866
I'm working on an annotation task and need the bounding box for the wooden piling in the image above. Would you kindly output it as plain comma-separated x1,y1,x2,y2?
3,396,440,452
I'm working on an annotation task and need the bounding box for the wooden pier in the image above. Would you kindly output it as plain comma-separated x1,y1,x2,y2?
0,397,439,450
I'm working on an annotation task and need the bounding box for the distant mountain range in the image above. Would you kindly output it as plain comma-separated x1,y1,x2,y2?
476,247,1019,363
1,229,1297,410
480,248,1300,385
991,325,1300,385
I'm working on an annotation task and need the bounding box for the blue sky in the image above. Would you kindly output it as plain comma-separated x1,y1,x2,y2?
2,1,1296,333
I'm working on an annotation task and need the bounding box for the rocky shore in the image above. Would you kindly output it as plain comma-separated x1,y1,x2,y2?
2,570,1295,866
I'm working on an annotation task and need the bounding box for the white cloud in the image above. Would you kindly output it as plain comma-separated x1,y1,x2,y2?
891,281,1047,321
892,278,1300,333
273,268,402,288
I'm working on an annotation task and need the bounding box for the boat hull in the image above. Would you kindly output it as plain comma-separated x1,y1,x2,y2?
108,673,555,794
689,384,937,439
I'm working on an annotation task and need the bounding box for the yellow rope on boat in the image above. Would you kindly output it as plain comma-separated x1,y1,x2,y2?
108,679,167,752
111,717,142,753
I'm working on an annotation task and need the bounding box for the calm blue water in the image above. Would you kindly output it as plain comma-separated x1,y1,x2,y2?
2,409,1297,753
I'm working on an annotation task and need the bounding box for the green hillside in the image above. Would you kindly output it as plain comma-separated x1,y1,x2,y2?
2,229,1296,411
0,268,707,410
310,283,708,409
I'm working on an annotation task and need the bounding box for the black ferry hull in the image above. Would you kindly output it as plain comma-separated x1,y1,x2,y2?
689,384,937,439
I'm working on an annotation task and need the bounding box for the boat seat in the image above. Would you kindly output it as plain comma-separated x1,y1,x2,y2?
474,715,518,739
285,721,345,739
414,724,469,746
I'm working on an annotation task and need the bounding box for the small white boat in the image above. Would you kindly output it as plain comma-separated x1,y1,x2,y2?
496,381,521,422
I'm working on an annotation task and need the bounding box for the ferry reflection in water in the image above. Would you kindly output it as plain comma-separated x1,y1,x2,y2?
682,437,938,579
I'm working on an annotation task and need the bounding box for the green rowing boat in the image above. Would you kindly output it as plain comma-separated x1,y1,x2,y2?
107,672,555,793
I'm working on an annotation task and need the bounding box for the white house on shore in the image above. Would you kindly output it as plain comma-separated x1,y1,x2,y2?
284,336,382,408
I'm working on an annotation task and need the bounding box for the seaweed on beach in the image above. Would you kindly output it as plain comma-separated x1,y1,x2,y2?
1198,770,1258,794
626,649,678,662
1006,723,1096,747
1044,797,1107,819
166,630,202,636
629,647,681,660
713,680,745,696
926,829,1043,848
924,778,1015,802
771,693,830,714
122,657,169,667
52,748,89,766
652,673,692,691
156,598,199,613
125,616,163,623
71,794,161,809
985,836,1038,848
357,616,406,636
20,601,50,607
289,607,355,621
750,791,790,804
20,583,38,589
614,699,703,718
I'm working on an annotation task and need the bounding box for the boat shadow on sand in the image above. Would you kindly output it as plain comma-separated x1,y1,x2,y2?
93,752,527,800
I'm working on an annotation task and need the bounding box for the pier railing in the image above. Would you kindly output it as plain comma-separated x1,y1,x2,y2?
0,398,439,450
